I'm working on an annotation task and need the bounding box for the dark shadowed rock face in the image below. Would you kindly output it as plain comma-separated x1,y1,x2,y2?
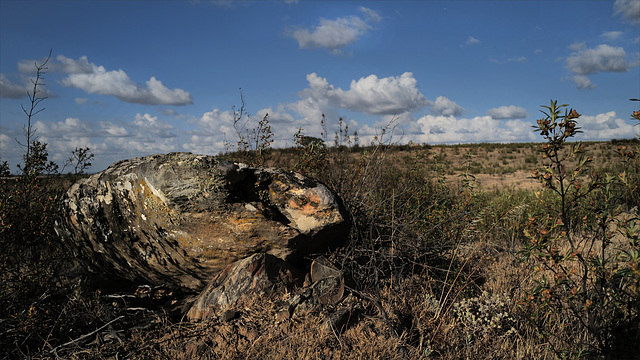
55,153,349,291
186,253,303,321
186,254,348,323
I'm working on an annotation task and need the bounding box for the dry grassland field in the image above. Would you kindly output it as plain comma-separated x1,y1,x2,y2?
2,132,639,360
2,1,639,357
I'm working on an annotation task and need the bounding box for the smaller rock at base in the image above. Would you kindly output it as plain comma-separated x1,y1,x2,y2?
187,253,303,321
310,257,344,306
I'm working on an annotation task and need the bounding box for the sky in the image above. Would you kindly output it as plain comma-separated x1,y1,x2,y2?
1,0,639,173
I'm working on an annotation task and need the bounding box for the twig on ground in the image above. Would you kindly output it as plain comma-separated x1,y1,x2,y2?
345,285,397,337
49,315,124,355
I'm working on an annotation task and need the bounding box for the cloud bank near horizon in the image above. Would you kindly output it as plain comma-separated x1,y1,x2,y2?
1,63,637,172
1,1,638,173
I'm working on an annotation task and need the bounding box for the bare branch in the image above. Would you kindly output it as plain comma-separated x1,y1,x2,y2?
18,48,52,175
48,315,124,354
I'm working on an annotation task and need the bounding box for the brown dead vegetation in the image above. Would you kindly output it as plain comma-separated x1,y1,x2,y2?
2,139,639,359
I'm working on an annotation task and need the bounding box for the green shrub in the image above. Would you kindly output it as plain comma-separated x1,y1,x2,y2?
520,100,640,358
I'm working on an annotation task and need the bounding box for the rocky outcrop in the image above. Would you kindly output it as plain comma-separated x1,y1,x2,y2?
55,153,349,291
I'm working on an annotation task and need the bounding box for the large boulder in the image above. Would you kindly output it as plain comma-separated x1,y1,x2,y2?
55,153,349,291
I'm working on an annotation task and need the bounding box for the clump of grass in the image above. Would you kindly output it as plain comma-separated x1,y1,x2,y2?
452,291,517,340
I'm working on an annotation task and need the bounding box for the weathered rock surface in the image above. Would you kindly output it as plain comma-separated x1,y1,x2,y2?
55,153,349,291
280,256,346,319
188,253,355,332
187,253,303,321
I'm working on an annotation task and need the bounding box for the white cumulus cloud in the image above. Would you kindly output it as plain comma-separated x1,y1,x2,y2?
0,73,56,99
0,73,28,99
53,55,192,105
614,0,640,24
95,114,177,163
132,113,176,138
411,114,536,144
0,110,185,172
292,72,428,119
566,44,630,75
0,133,13,159
333,72,428,115
197,108,237,135
487,105,528,120
23,118,102,164
286,7,381,54
575,111,638,140
490,56,527,65
191,105,298,152
255,106,296,124
359,6,382,23
33,117,94,139
18,55,93,74
569,41,586,51
572,75,596,90
99,121,129,137
431,96,465,117
465,36,480,46
600,31,624,41
566,44,632,89
182,134,226,155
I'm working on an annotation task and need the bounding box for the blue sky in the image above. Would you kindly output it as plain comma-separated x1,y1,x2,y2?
1,0,639,172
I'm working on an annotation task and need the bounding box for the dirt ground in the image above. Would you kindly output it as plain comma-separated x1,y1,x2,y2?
468,170,541,191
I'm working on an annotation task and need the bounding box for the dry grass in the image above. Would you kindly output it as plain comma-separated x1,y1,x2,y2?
262,140,636,191
2,139,638,359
